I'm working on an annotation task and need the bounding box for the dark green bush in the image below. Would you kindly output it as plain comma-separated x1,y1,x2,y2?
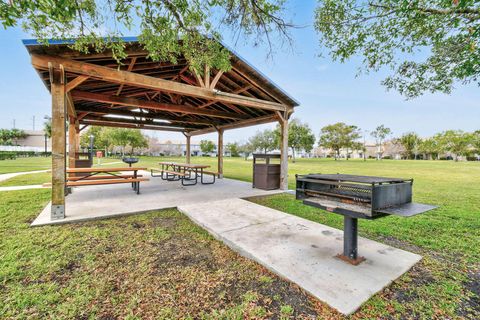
0,151,51,159
0,152,16,160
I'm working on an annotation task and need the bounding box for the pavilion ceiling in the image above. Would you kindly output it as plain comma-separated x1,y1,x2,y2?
25,39,298,135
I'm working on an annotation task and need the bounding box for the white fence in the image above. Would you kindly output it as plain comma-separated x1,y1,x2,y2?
0,145,50,152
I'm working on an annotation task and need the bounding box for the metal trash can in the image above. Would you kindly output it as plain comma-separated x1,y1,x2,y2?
252,153,281,190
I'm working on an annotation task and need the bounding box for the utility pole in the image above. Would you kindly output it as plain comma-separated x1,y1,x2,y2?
12,119,16,129
32,116,36,131
363,130,369,162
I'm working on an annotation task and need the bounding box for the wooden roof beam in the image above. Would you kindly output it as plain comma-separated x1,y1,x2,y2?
71,90,248,120
188,114,277,136
79,119,190,132
82,115,203,130
74,107,221,125
31,54,289,112
66,75,89,93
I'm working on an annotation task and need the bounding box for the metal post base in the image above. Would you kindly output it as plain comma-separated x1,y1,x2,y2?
51,205,65,220
336,216,365,265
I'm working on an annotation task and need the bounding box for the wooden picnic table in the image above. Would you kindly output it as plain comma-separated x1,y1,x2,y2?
154,162,215,186
67,167,147,173
66,167,148,194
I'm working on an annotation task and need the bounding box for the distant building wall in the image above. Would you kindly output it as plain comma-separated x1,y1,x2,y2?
2,130,51,151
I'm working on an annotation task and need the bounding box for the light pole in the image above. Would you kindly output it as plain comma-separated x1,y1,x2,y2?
89,135,94,161
43,115,51,155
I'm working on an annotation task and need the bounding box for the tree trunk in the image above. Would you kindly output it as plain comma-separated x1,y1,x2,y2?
292,147,296,163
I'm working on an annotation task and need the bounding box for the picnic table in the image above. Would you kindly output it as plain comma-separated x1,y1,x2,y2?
151,162,217,186
66,167,149,194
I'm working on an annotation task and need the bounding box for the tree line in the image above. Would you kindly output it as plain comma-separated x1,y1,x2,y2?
318,124,480,161
233,121,480,162
397,130,480,161
81,127,148,156
0,129,27,146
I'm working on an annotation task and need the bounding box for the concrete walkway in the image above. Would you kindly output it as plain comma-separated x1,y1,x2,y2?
0,185,47,192
0,169,49,182
178,198,421,315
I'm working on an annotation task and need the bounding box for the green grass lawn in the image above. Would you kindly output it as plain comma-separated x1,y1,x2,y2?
0,189,322,319
0,156,478,318
0,172,52,187
0,157,51,174
0,158,120,186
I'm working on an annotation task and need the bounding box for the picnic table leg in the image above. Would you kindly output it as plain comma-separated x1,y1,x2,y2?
181,168,198,186
133,170,138,192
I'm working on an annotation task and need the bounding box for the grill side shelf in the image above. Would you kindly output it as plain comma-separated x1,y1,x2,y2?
375,202,438,217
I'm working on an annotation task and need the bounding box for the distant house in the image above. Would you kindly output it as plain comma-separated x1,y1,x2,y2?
313,140,404,160
147,139,216,157
0,130,50,152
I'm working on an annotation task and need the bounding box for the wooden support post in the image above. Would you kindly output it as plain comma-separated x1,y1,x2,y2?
279,115,289,190
75,122,81,153
217,129,224,178
185,134,191,164
68,117,76,168
50,65,67,220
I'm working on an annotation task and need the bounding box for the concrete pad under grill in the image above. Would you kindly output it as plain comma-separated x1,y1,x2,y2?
178,198,421,315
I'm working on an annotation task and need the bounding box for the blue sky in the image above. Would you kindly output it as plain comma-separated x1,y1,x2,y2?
0,1,479,143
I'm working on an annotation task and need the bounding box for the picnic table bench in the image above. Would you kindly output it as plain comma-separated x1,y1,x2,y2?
66,167,148,194
151,162,217,186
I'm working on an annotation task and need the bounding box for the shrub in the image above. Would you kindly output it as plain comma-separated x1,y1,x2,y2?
0,152,16,160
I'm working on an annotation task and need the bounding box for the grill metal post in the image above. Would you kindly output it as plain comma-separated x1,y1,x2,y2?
344,216,358,260
337,216,365,265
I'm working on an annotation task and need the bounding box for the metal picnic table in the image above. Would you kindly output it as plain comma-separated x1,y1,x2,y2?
153,162,215,186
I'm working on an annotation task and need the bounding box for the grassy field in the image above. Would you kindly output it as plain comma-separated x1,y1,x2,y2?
0,156,51,174
0,156,478,318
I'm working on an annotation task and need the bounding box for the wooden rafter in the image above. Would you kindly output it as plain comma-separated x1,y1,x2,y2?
204,65,210,88
65,75,89,93
115,57,137,96
79,119,188,132
74,107,220,125
31,54,288,112
193,69,205,87
198,85,252,109
82,115,202,130
71,90,249,119
188,114,277,136
210,70,224,89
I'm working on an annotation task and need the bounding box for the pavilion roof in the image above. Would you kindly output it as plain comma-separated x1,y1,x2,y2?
24,37,298,135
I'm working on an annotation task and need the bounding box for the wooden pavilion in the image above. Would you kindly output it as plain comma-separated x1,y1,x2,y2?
23,37,299,220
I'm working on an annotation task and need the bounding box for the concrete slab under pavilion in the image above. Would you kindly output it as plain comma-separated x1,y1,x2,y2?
32,172,283,226
24,36,298,221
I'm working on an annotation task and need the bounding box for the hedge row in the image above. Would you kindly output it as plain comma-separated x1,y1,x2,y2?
0,151,51,160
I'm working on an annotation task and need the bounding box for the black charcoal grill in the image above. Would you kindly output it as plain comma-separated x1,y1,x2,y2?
122,157,139,167
296,173,437,265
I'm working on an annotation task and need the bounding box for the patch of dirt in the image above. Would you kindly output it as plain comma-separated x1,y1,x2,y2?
154,235,217,272
23,216,35,224
131,222,144,229
255,277,319,319
392,263,435,304
151,216,177,229
457,269,480,319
